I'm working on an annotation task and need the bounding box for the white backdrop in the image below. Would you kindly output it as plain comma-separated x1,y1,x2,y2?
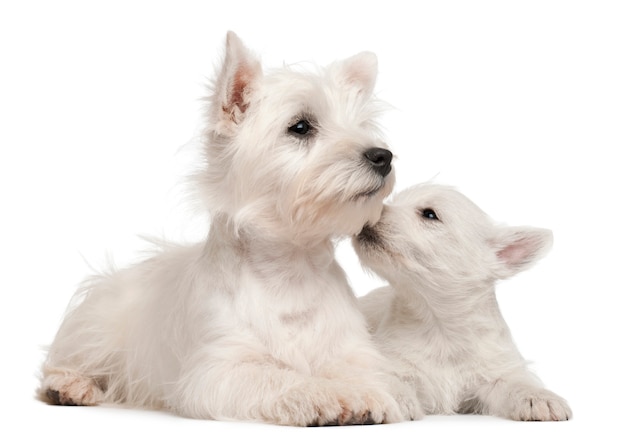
1,1,624,438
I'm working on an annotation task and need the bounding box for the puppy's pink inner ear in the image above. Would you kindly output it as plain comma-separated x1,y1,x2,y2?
497,240,534,268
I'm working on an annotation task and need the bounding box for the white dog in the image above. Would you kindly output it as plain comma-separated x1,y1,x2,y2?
353,183,572,421
38,32,419,426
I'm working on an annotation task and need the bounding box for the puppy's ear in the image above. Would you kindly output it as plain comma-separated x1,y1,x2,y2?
490,226,553,279
334,51,378,98
211,31,262,132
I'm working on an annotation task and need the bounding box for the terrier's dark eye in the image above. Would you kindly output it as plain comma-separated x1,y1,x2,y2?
288,120,312,136
422,208,439,220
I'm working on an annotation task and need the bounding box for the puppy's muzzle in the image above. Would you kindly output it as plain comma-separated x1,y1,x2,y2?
363,147,393,177
357,224,382,248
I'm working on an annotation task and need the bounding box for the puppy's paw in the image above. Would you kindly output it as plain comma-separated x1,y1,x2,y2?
40,370,103,406
507,388,572,421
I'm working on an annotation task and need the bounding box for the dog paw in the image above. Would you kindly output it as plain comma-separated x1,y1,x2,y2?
314,387,402,426
385,376,424,421
336,385,404,425
507,388,572,421
396,390,424,421
40,370,103,406
269,381,401,426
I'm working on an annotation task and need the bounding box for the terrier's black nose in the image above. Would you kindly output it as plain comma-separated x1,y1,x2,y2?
364,147,393,177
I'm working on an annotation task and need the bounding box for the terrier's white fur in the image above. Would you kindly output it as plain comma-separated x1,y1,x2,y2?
353,183,572,421
38,32,422,426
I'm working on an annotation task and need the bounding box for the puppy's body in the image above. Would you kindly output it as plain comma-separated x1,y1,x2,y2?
354,184,571,421
39,33,420,426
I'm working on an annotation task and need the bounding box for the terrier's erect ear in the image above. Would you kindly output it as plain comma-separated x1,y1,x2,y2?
334,51,378,98
491,226,554,279
211,31,262,131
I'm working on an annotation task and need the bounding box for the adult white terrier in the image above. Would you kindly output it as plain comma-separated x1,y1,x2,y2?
353,183,572,421
38,32,416,426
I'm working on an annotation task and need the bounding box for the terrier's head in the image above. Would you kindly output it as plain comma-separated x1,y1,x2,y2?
197,32,395,245
353,183,553,293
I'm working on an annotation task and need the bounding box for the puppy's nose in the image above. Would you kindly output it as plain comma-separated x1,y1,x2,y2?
364,147,393,177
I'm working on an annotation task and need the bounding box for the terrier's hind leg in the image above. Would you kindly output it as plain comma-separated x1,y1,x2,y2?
39,367,104,406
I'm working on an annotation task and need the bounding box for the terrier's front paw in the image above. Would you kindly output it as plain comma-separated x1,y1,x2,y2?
508,388,572,421
270,381,402,426
387,376,424,421
396,389,424,421
340,385,404,425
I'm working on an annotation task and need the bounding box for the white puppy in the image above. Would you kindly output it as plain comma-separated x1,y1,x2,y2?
353,183,572,421
38,32,420,426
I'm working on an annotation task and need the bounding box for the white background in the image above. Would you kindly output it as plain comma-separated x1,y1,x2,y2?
1,1,624,438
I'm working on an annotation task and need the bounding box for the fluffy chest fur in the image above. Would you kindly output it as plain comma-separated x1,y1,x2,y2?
195,220,371,377
226,250,363,373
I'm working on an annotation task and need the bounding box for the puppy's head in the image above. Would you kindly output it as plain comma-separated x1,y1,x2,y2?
353,183,553,291
196,32,394,245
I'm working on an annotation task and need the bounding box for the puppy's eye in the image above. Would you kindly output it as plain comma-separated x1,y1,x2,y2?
421,208,439,221
288,120,312,136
